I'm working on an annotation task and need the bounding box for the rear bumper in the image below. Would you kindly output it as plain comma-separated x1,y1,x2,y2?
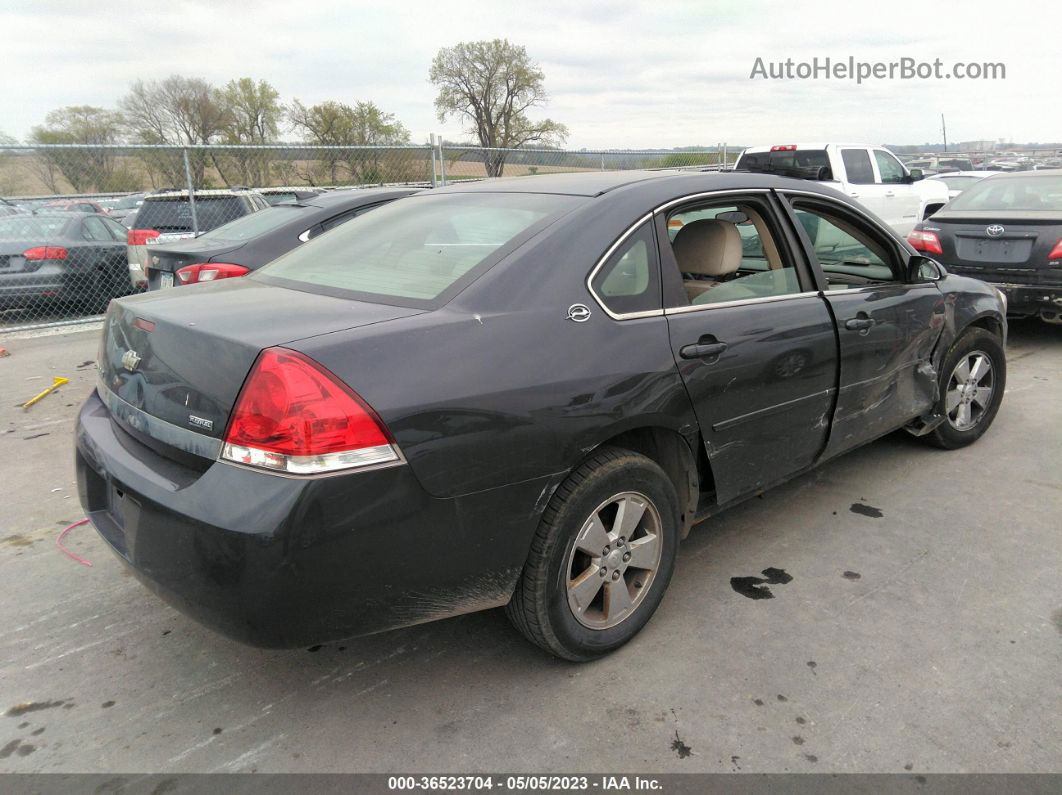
0,268,81,305
75,390,547,648
990,283,1062,316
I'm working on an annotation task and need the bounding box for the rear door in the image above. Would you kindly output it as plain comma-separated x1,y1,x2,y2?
659,191,839,504
781,193,945,458
839,147,894,225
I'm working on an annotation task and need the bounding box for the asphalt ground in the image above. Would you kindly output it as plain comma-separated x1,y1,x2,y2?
0,319,1059,773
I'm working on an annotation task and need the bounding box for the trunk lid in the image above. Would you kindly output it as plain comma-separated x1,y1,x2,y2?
97,278,423,459
929,212,1062,285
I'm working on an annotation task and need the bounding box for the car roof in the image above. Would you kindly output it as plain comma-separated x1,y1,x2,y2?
425,169,849,200
430,170,684,197
929,171,997,178
740,143,885,152
301,186,423,208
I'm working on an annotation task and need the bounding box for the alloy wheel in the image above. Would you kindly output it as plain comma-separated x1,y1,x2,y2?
945,350,995,431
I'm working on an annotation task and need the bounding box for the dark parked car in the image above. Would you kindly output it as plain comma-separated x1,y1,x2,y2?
909,170,1062,323
77,170,1007,660
126,188,270,289
0,213,131,310
40,198,113,215
145,188,418,290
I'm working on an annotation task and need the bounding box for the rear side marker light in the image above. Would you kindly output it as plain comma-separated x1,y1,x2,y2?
222,347,399,475
176,263,250,284
1048,239,1062,261
907,229,943,256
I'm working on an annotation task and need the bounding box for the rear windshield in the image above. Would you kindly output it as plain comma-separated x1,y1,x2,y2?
0,216,70,239
945,176,1062,212
737,149,831,174
197,206,304,242
263,192,299,205
257,193,582,304
135,197,247,232
936,176,982,190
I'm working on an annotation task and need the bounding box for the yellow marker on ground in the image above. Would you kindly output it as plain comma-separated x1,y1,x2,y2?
22,376,69,410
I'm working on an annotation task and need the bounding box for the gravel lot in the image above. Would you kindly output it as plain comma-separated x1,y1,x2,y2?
0,320,1059,774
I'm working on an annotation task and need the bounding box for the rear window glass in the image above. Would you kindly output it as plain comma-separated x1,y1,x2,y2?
936,176,981,190
0,216,70,238
264,193,299,205
258,193,582,303
738,149,830,174
945,176,1062,212
135,197,247,232
197,206,304,242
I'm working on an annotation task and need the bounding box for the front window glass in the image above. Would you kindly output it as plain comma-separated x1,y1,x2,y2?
873,150,907,184
792,204,897,286
259,193,582,303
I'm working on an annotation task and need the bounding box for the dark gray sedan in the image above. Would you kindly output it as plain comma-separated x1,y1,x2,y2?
909,170,1062,323
145,187,420,290
78,170,1006,660
0,213,130,311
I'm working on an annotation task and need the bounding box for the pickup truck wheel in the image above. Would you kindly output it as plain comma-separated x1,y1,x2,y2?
505,446,680,661
925,328,1006,449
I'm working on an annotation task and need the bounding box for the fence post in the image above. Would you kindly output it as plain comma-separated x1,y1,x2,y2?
429,135,438,188
438,141,447,186
182,148,200,236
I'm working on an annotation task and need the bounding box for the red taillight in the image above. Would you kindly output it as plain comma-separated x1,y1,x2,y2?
128,228,159,246
907,230,943,256
23,246,68,261
175,263,250,284
221,347,398,475
770,145,797,151
1049,239,1062,261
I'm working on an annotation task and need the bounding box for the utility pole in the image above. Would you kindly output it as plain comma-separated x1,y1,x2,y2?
941,114,948,153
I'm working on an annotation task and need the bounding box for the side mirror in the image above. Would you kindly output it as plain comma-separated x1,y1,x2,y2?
907,168,924,182
908,255,945,282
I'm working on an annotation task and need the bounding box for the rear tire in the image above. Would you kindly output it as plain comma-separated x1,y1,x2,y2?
925,327,1006,449
505,446,680,661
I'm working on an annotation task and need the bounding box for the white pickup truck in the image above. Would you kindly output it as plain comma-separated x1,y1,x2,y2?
734,143,951,236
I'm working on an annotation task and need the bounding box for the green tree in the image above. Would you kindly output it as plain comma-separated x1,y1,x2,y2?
215,78,286,187
28,106,127,192
429,39,568,177
289,99,410,184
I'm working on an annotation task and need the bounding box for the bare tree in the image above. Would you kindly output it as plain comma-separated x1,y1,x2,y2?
430,39,568,177
120,76,229,185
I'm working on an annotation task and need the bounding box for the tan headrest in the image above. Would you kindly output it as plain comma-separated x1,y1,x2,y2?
673,220,742,277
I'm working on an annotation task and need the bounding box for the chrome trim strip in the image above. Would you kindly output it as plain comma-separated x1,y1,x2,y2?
652,188,771,215
96,377,223,460
664,290,823,315
712,388,836,432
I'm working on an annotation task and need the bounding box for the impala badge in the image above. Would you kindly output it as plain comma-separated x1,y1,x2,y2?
121,349,142,372
567,304,592,323
188,415,213,431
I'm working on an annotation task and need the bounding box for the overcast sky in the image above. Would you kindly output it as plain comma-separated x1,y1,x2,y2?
3,0,1059,149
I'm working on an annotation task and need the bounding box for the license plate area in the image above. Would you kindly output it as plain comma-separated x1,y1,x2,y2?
956,237,1034,263
160,272,174,289
107,481,127,530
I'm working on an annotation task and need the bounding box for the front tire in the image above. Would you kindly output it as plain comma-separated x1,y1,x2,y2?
505,446,680,661
925,327,1006,449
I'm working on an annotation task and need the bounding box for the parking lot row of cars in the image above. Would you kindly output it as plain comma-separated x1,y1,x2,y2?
2,152,1061,326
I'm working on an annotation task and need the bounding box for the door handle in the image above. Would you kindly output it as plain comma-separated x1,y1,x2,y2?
680,341,728,360
885,191,896,197
848,192,860,198
844,316,874,331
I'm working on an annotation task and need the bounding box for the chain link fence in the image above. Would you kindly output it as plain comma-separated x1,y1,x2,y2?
0,142,736,329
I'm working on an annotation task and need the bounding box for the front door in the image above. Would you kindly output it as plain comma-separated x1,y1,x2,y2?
658,193,838,504
783,195,945,459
